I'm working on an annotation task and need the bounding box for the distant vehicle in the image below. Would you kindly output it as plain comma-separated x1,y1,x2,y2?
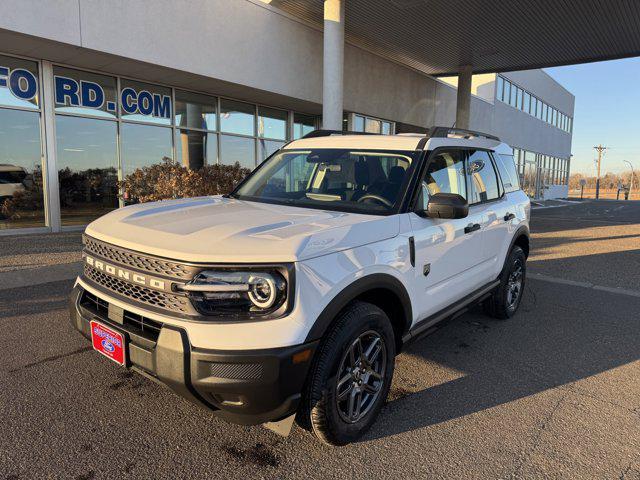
69,127,530,445
0,164,28,205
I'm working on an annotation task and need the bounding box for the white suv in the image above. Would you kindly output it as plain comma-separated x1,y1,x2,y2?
69,127,530,445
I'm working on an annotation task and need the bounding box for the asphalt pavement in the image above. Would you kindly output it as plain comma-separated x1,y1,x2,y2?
1,200,639,479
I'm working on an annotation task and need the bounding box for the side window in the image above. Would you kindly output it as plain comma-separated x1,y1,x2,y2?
467,150,501,204
416,150,467,210
494,153,521,193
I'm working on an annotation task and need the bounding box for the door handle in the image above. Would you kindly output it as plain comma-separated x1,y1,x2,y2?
464,223,481,234
504,213,515,221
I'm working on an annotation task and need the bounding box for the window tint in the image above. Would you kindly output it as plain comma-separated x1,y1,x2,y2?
494,154,521,193
467,150,500,204
417,150,466,210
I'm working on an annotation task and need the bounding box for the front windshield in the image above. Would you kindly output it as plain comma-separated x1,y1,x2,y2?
232,149,420,214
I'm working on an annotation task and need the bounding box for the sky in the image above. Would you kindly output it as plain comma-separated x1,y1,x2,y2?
545,57,640,175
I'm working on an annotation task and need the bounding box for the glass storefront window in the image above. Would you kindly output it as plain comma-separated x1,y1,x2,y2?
381,121,392,135
365,118,381,134
496,76,504,101
523,92,531,113
55,115,118,225
0,109,44,229
353,115,365,132
220,99,254,136
0,55,40,110
120,79,172,125
258,139,284,161
175,90,216,131
175,130,218,169
120,123,173,176
53,67,117,119
293,113,316,139
220,134,255,169
258,106,287,140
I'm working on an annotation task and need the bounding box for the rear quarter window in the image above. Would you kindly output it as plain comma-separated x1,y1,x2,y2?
494,154,521,193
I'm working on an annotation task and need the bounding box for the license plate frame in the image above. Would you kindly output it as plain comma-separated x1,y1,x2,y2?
90,320,127,366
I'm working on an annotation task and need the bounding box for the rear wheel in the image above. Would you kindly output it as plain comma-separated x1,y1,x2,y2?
484,245,526,319
297,301,395,445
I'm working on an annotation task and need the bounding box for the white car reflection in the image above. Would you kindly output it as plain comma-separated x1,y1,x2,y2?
0,164,28,200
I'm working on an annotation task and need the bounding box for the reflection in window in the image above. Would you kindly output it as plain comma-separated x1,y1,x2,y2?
220,99,255,136
175,130,218,169
0,109,44,229
0,55,40,110
120,123,173,176
258,139,284,161
293,113,316,139
365,118,381,134
418,150,466,210
468,151,500,204
220,134,255,169
175,90,216,131
495,154,521,193
258,107,287,140
55,115,118,225
353,115,365,132
53,67,117,119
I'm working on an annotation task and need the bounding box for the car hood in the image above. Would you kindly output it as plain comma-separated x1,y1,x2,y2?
85,196,400,263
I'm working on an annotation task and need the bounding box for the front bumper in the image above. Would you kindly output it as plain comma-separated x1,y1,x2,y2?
69,285,318,425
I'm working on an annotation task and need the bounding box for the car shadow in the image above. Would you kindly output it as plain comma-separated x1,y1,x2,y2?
361,267,640,442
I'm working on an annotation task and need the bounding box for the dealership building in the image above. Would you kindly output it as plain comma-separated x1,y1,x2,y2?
0,0,578,234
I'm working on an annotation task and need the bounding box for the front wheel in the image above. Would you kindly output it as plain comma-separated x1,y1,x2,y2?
484,245,526,319
298,301,395,445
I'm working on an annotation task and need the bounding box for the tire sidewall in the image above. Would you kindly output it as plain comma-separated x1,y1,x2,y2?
502,246,526,317
310,304,395,444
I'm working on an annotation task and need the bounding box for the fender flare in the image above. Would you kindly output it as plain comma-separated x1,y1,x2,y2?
304,273,413,343
500,224,530,278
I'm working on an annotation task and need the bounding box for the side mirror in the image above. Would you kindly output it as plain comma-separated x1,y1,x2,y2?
424,193,468,219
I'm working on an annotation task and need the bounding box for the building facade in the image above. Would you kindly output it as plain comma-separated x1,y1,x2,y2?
0,0,574,234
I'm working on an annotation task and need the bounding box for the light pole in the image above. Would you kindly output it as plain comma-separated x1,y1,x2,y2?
623,160,635,200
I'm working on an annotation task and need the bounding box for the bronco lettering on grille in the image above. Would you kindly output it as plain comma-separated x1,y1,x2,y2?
84,255,166,290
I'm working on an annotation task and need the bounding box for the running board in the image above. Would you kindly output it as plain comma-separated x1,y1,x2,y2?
402,280,500,345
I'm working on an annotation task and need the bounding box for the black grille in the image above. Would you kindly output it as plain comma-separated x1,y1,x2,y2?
208,362,264,380
83,264,191,313
84,236,195,280
81,290,163,342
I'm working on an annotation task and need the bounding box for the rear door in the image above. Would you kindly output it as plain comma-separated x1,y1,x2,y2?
408,149,487,321
467,150,511,278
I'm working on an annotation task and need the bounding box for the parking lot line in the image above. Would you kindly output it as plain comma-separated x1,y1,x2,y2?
529,272,640,298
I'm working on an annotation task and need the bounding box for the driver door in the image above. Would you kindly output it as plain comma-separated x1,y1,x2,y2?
408,149,486,322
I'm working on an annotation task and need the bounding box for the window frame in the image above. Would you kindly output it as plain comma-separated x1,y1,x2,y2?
408,147,506,214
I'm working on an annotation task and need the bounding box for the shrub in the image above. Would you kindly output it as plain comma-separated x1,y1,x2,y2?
119,157,251,203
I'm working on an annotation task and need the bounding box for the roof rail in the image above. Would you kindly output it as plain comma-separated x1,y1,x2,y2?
426,126,500,142
301,129,378,139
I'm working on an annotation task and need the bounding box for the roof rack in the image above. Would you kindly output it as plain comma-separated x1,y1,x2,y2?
301,129,378,139
426,126,500,141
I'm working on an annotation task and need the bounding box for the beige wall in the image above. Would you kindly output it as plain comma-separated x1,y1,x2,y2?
0,0,574,156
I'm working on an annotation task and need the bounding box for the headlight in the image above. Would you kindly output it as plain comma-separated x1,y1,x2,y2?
176,267,290,318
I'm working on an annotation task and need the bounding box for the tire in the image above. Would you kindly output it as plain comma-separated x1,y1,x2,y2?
484,245,526,319
297,301,396,446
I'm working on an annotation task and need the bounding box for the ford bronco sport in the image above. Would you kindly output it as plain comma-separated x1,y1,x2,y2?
69,127,530,445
